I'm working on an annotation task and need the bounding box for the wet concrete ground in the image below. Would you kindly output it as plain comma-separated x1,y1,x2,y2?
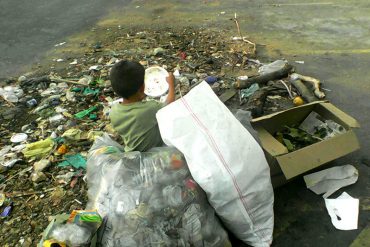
1,0,369,246
0,0,129,79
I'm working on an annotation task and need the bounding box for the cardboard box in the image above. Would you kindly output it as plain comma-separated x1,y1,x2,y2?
251,101,360,187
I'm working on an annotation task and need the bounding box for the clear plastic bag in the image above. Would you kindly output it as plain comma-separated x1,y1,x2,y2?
86,134,230,247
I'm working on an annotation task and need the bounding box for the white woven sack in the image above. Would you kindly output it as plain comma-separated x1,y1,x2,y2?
156,82,274,246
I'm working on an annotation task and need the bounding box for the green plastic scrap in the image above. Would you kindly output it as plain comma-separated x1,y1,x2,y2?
89,113,98,120
74,106,98,119
58,154,87,169
83,88,100,96
240,83,259,99
71,87,82,92
22,138,55,159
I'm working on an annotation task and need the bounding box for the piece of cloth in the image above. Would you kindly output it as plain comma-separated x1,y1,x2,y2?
303,165,358,198
110,100,164,152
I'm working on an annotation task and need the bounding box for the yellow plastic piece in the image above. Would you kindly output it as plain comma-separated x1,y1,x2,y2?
293,96,304,106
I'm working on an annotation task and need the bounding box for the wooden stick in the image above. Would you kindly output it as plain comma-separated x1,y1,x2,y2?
234,13,243,39
234,13,256,54
291,73,325,99
7,187,56,198
290,79,317,103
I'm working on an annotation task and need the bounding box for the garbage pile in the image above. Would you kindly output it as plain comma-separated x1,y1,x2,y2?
0,26,328,246
84,135,230,247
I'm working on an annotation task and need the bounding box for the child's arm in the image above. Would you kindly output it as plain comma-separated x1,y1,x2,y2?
165,72,175,105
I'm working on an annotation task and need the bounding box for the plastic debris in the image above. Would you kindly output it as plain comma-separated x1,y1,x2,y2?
74,106,98,119
33,159,51,172
0,202,13,217
304,165,358,198
0,193,5,207
61,129,83,142
82,88,100,96
56,144,68,155
240,83,259,99
324,192,359,230
22,138,55,159
10,133,28,143
205,75,218,84
58,154,86,169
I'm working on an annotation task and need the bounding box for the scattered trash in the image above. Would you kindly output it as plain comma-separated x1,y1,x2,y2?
205,75,218,84
31,171,47,183
86,135,230,246
293,96,304,106
295,60,305,64
0,202,13,217
26,98,38,108
69,59,78,65
324,192,359,230
304,165,358,198
0,25,362,245
74,106,98,119
54,42,66,47
0,85,24,103
152,47,165,56
33,159,51,172
23,138,55,159
10,133,28,143
240,83,259,99
58,154,86,169
88,65,102,71
0,193,6,207
56,171,75,184
56,144,68,155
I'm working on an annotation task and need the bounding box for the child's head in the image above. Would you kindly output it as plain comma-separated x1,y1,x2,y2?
110,60,145,99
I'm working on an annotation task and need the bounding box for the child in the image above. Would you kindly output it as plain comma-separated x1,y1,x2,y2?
109,60,175,152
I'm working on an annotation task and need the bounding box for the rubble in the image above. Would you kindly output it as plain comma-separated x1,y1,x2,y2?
0,26,329,245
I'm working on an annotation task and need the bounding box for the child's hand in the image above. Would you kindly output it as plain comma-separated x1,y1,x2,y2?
165,72,175,104
166,73,175,86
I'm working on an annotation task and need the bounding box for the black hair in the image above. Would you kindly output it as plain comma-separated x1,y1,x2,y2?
110,60,145,98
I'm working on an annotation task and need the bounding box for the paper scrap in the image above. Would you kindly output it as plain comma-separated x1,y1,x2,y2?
324,192,359,230
304,165,358,198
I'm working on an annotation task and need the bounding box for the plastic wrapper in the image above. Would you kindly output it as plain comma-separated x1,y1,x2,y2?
50,224,91,246
86,134,230,247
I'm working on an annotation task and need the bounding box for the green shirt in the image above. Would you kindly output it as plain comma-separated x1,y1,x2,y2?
110,100,164,152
